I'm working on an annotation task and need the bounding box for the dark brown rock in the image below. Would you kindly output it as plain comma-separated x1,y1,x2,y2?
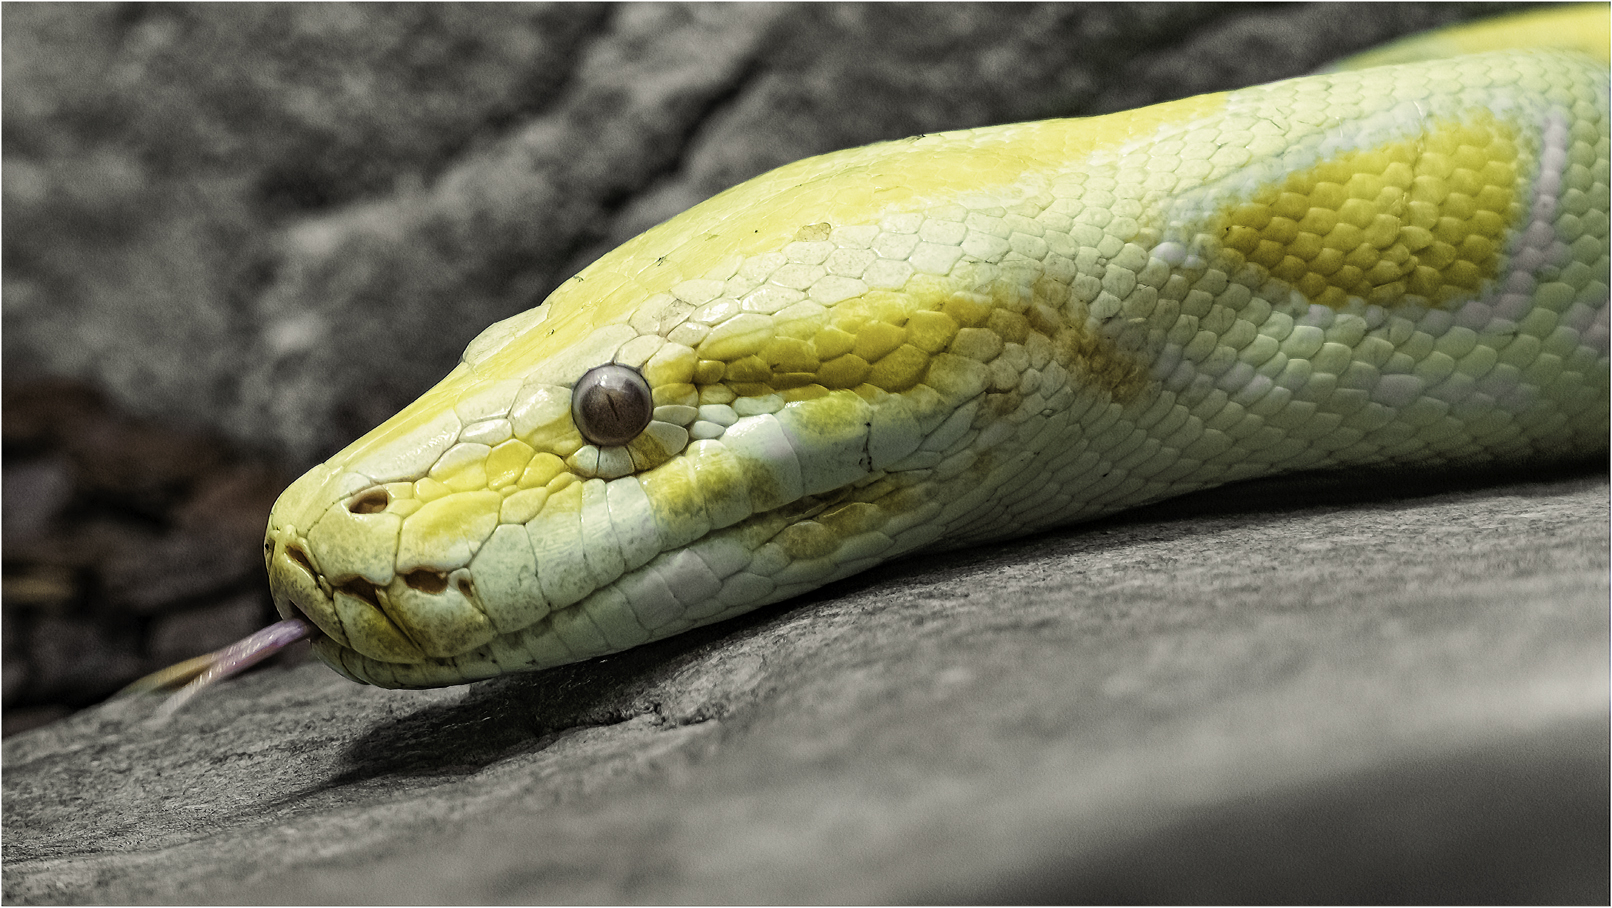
0,380,286,726
23,613,144,705
100,528,262,615
0,456,73,541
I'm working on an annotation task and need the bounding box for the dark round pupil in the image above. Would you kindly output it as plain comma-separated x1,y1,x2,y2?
572,364,653,446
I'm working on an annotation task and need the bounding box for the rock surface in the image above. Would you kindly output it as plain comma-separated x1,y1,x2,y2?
3,2,1606,903
4,469,1608,903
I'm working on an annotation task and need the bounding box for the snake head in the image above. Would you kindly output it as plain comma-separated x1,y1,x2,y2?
262,234,1084,688
262,130,1137,688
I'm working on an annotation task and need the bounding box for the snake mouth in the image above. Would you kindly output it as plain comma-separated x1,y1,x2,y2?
278,596,327,644
265,527,355,649
276,552,325,635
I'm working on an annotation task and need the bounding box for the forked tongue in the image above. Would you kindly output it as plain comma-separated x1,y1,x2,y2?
118,618,315,720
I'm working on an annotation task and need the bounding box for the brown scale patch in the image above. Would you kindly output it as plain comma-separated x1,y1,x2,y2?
817,501,885,537
1049,323,1152,405
794,222,833,243
403,568,449,594
775,519,839,560
336,576,381,607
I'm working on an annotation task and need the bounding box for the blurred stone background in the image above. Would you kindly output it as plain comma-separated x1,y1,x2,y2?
2,1,1525,735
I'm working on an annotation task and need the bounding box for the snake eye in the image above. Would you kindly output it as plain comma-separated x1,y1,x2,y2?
572,364,654,446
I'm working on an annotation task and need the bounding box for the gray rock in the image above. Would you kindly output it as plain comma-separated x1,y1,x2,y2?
3,472,1607,903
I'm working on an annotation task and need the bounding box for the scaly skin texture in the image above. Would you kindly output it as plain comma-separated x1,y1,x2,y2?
264,11,1611,688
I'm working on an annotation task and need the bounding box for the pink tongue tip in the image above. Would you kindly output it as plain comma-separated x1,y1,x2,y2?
207,618,316,678
149,618,316,721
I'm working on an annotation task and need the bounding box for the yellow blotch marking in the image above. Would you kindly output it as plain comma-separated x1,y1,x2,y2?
687,288,954,397
1214,112,1520,309
773,313,824,342
813,326,856,360
906,309,959,352
851,321,908,362
866,344,931,393
517,453,567,489
486,440,535,490
414,477,452,502
762,337,821,373
651,383,699,408
685,439,753,528
770,372,821,391
951,327,1005,362
626,422,690,471
818,354,871,389
637,457,711,549
942,293,993,328
781,384,832,403
397,490,502,572
643,343,697,385
726,355,773,383
700,313,774,361
500,487,549,525
986,309,1031,345
694,359,726,383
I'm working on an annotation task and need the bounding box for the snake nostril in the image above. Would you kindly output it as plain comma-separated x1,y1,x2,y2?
347,488,389,514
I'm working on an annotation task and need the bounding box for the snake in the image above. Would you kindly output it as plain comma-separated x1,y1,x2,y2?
135,8,1610,700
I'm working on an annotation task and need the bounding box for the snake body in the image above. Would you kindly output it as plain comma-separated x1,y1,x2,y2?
259,10,1610,689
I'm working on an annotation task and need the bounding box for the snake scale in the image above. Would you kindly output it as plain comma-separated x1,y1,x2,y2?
149,8,1612,696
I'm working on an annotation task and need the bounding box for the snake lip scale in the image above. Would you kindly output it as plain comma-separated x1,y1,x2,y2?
138,9,1610,698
